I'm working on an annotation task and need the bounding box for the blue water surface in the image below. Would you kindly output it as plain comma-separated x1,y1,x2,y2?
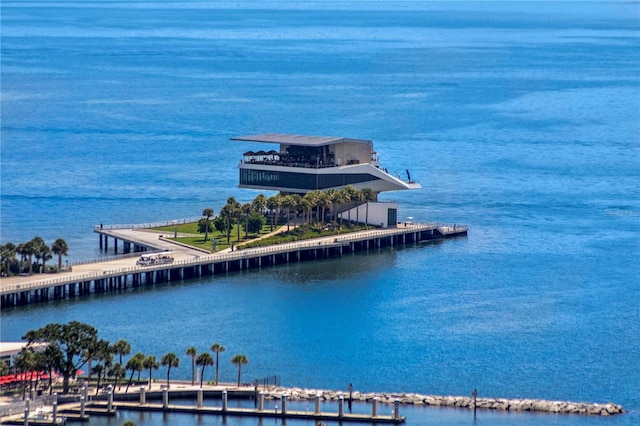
1,1,639,425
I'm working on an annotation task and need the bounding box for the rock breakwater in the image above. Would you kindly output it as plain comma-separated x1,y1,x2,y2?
261,388,624,416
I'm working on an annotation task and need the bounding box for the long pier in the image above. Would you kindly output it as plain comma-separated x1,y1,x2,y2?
0,223,467,308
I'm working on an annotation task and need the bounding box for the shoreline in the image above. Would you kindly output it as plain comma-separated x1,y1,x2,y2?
266,387,625,416
4,382,622,418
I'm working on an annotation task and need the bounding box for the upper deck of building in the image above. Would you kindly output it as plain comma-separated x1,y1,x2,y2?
232,133,379,169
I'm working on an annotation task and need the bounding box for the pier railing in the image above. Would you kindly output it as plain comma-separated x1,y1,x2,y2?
96,217,201,231
2,224,464,295
68,251,151,267
0,395,58,417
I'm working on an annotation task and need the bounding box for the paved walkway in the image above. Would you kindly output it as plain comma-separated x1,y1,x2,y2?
0,225,292,291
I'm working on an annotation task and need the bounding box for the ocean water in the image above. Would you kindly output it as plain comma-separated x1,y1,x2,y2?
1,1,639,425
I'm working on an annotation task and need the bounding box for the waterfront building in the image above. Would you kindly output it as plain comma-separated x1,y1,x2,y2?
0,342,47,370
233,133,421,194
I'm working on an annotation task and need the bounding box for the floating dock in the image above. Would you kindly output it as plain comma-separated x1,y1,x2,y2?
1,223,467,308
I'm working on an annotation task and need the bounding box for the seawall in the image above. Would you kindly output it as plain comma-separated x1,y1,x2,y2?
261,387,625,416
102,385,624,417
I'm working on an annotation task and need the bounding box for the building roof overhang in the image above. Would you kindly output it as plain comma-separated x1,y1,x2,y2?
232,133,371,148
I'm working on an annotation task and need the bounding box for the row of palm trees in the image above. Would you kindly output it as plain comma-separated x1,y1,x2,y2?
14,337,250,398
97,340,249,392
202,186,379,243
186,344,249,388
263,186,378,231
0,237,69,276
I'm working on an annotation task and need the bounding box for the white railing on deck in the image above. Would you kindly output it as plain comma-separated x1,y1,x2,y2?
96,217,201,231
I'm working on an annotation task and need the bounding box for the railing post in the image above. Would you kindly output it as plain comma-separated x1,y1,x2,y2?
222,390,228,411
162,386,168,409
197,388,203,408
107,386,113,412
140,386,146,405
23,408,29,426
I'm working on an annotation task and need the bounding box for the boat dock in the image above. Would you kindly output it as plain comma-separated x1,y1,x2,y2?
0,223,467,308
57,386,406,424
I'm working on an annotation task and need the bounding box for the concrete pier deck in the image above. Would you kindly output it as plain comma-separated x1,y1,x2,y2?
1,223,467,308
79,401,404,423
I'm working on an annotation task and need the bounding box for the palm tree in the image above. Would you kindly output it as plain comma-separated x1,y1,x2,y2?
281,195,294,231
112,339,131,365
219,205,233,243
328,189,344,225
202,208,214,242
143,355,159,388
51,238,69,271
225,197,242,242
30,237,49,273
317,191,331,225
92,364,105,393
241,203,253,239
351,187,365,225
15,243,28,273
266,195,279,231
109,363,125,390
85,339,110,389
39,244,52,273
125,353,145,392
195,353,213,388
0,242,16,276
303,190,320,225
251,194,267,216
94,347,114,395
300,198,312,226
341,187,354,223
361,188,377,229
231,354,248,387
186,346,197,385
210,343,225,385
220,197,242,243
15,348,36,399
290,194,302,228
23,239,36,274
160,353,179,389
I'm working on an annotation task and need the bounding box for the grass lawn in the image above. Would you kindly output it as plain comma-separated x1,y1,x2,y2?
164,223,274,252
149,221,375,252
241,222,373,248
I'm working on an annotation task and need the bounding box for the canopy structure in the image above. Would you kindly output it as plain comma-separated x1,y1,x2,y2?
232,133,371,147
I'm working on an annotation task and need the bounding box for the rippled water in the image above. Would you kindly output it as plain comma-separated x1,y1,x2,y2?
1,1,639,425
